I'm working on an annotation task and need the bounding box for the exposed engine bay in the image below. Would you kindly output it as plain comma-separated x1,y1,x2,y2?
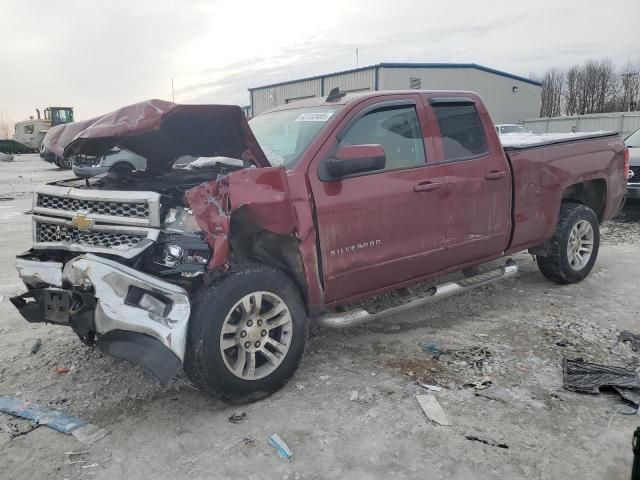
24,161,245,290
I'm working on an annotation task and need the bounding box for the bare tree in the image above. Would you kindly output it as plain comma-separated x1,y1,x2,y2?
537,68,565,117
0,112,13,140
620,61,640,112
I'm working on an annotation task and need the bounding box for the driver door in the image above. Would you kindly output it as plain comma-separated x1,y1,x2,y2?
308,96,450,304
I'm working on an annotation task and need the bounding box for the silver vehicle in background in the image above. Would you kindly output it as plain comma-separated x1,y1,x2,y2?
73,148,147,177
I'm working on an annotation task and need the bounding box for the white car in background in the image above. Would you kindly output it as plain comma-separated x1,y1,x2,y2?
495,124,529,135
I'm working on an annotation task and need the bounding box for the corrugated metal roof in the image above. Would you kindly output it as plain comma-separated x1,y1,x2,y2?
248,63,542,91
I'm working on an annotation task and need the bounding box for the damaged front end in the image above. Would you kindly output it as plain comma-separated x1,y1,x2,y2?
11,254,190,382
11,99,293,382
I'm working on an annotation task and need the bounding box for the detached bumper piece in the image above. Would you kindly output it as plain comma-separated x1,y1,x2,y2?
11,254,191,382
10,288,70,324
97,331,182,383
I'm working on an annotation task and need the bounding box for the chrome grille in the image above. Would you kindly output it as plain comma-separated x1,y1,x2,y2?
37,193,149,219
36,221,146,249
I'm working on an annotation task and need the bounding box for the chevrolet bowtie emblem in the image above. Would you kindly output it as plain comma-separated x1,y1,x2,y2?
71,213,94,231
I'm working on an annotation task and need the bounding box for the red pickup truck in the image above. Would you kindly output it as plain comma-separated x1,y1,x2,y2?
11,90,627,402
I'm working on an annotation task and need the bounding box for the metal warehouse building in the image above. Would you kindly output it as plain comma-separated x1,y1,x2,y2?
249,63,542,124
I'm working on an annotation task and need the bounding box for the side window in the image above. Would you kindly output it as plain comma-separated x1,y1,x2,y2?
432,104,488,161
24,125,34,134
340,106,425,170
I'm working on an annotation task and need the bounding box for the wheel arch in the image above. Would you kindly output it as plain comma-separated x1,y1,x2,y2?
561,179,607,222
227,215,309,310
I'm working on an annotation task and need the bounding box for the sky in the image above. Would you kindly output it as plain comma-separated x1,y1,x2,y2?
1,0,638,122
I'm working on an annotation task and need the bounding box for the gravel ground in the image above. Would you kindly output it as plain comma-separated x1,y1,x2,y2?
1,155,639,479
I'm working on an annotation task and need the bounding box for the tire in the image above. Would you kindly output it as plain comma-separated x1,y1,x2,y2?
109,162,135,175
536,202,600,284
56,156,72,169
184,265,308,403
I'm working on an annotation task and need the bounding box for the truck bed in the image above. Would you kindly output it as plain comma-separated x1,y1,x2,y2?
504,131,626,254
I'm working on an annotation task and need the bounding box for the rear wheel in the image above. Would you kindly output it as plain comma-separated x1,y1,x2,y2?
109,162,135,175
536,203,600,284
184,265,307,403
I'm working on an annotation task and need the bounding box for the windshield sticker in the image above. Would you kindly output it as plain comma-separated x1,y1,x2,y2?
294,112,334,122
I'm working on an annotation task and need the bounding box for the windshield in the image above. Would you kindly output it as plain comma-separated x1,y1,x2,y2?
500,125,526,134
249,106,338,169
626,128,640,148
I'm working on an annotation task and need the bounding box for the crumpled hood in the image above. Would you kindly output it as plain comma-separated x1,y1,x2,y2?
43,99,270,170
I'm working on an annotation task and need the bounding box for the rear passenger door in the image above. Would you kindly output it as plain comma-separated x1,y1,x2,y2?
425,96,512,265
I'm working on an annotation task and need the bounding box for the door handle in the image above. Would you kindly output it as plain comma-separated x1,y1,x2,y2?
485,171,507,180
414,181,442,192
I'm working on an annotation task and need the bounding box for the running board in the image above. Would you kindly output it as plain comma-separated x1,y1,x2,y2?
313,259,518,329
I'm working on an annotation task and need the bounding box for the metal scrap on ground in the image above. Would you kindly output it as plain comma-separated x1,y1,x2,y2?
268,434,293,460
416,394,452,426
0,396,107,443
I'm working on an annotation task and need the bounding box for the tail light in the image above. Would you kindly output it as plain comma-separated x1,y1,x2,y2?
624,147,630,180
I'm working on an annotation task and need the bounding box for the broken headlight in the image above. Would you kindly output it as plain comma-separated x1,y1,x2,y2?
149,232,211,274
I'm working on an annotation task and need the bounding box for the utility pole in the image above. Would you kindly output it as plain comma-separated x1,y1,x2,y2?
355,48,359,68
171,78,175,103
622,72,639,112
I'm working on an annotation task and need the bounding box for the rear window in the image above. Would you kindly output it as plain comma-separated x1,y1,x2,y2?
432,104,488,161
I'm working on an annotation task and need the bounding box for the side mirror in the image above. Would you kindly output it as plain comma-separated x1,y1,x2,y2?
323,144,386,179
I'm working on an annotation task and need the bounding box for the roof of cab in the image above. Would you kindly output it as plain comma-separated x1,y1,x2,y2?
261,90,481,114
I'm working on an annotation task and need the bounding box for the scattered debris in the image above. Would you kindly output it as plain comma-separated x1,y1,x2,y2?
65,450,89,465
450,346,491,370
0,396,107,444
474,386,509,404
422,343,443,359
609,404,638,415
562,358,640,393
416,395,452,426
611,330,640,355
556,339,569,347
319,375,330,381
228,412,247,424
465,435,509,449
30,339,42,355
422,344,491,370
463,379,493,390
616,388,640,406
0,417,38,437
418,383,443,392
268,434,293,460
72,424,109,445
0,396,87,433
243,436,256,447
55,367,70,374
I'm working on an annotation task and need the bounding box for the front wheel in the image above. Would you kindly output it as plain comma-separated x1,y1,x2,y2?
536,203,600,284
184,265,308,403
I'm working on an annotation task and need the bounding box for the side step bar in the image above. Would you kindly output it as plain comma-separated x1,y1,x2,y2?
313,259,518,329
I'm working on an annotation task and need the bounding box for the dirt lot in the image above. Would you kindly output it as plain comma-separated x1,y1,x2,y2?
1,154,640,479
